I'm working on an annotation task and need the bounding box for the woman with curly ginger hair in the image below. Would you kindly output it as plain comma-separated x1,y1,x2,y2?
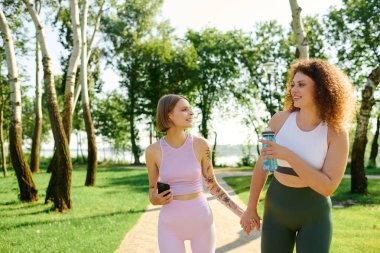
240,59,356,253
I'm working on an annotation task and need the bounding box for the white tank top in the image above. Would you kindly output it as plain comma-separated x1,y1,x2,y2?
276,112,328,170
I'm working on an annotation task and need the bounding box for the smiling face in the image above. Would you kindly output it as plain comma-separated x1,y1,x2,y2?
168,98,194,129
291,72,316,109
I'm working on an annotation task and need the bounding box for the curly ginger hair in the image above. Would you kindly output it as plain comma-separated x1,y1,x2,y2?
284,59,356,133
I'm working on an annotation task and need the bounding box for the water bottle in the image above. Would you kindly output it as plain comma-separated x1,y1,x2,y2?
262,127,277,172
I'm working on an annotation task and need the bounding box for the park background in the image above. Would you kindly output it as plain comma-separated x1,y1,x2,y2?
0,0,379,252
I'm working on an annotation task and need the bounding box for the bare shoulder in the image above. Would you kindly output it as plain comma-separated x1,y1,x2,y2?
328,127,349,145
193,135,210,149
269,111,292,133
145,141,161,156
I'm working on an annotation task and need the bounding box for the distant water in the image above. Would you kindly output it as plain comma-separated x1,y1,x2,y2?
40,144,257,166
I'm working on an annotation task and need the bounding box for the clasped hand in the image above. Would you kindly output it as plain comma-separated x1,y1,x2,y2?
240,209,261,235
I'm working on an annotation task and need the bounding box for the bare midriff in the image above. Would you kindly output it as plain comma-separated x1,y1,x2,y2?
274,171,308,188
173,191,203,200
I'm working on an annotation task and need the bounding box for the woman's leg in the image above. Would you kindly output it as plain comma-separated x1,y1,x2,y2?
261,177,299,253
190,222,216,253
261,210,296,253
296,202,332,253
158,228,186,253
158,202,186,253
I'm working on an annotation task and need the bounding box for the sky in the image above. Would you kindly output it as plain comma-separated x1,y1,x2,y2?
21,0,342,146
160,0,341,36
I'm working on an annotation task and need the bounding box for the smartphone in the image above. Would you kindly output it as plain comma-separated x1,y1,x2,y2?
157,181,170,197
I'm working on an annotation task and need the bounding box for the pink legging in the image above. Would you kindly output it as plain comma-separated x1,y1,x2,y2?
158,195,215,253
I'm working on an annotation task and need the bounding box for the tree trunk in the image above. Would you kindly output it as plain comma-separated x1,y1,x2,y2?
0,7,38,200
30,12,43,173
24,0,73,211
129,107,141,165
0,93,6,177
289,0,309,59
47,0,82,174
200,102,210,139
368,115,380,168
212,131,217,167
72,0,105,113
0,61,7,177
81,0,97,186
351,66,380,194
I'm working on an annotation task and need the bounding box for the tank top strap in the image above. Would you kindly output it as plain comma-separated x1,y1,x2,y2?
277,111,296,135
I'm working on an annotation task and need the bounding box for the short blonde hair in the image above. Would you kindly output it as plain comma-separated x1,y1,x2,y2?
156,94,189,132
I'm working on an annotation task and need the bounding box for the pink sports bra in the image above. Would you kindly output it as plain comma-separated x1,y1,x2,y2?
159,134,203,195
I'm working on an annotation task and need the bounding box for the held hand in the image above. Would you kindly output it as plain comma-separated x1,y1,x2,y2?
259,139,290,161
150,185,173,205
240,209,261,235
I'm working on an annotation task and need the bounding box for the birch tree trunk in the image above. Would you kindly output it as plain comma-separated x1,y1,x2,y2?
351,66,380,194
30,0,43,173
81,0,97,186
289,0,309,59
73,0,105,112
23,0,73,211
0,7,37,200
46,0,82,174
62,0,81,144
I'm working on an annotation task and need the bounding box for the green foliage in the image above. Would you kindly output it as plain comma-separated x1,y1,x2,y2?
303,15,328,59
136,27,197,134
325,0,380,87
240,21,294,118
92,91,131,153
185,28,246,138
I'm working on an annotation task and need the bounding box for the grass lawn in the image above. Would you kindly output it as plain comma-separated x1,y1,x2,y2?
344,163,380,176
0,167,149,253
224,175,380,253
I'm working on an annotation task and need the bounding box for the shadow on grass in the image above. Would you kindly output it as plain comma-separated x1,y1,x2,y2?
97,173,149,193
0,202,46,211
1,209,146,230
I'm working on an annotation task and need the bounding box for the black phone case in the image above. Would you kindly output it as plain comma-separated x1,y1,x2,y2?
157,181,170,196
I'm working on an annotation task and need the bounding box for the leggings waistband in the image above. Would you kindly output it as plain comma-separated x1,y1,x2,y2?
277,166,299,176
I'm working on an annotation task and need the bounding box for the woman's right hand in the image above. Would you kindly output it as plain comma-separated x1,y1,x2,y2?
240,208,261,235
150,185,173,205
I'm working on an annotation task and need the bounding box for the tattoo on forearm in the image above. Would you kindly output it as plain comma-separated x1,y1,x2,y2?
203,164,242,217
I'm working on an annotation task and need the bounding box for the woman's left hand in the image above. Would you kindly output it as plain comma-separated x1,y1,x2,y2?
259,139,290,161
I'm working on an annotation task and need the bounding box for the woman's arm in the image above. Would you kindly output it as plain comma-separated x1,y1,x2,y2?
240,111,287,233
261,129,349,196
240,156,269,233
145,144,173,205
245,156,269,213
199,138,245,218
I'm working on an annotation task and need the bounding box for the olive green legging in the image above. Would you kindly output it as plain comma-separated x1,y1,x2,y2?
262,176,332,253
